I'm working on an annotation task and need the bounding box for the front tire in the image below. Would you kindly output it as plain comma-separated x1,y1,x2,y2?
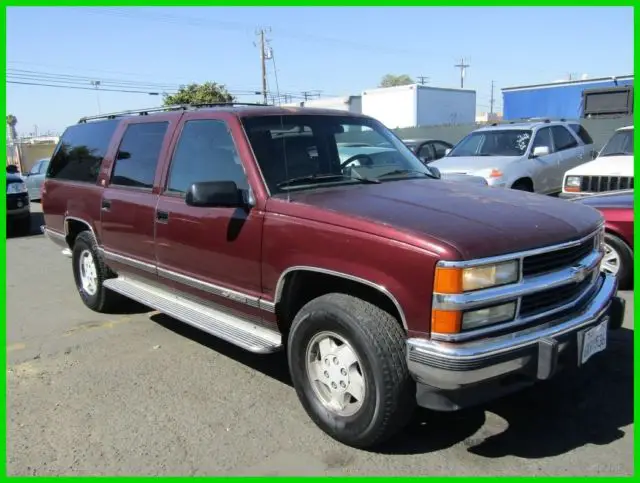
602,232,633,290
72,231,119,312
287,293,415,449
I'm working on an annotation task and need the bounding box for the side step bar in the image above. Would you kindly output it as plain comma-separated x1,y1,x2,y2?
103,277,283,354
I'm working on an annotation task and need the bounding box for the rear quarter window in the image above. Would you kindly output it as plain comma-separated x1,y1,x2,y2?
47,120,119,183
568,124,594,145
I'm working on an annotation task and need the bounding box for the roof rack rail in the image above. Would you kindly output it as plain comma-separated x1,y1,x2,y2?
78,102,269,123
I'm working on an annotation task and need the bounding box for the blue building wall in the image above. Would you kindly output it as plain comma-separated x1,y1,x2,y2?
502,78,633,120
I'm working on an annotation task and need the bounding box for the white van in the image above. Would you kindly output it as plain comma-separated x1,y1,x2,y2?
561,125,633,197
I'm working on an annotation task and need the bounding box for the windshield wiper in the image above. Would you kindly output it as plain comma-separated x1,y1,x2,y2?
277,173,380,189
377,169,435,179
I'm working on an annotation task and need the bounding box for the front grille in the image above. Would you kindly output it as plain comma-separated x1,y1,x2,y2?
580,175,634,193
519,276,593,317
522,236,596,277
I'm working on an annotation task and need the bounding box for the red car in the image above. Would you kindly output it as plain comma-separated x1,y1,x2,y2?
572,190,634,289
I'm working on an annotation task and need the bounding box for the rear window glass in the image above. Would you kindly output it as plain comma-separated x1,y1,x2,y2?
47,120,119,183
569,124,594,145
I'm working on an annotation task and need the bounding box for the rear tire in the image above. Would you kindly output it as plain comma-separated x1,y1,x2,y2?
602,232,633,290
72,231,120,312
287,293,415,449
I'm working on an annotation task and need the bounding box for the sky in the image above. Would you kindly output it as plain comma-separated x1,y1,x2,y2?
6,6,634,135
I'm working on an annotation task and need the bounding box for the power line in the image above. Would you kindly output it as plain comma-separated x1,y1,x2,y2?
417,76,430,85
7,80,166,95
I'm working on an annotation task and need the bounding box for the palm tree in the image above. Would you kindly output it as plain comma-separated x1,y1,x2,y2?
6,114,18,142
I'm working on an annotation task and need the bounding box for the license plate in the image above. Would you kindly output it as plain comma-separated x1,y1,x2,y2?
580,317,608,365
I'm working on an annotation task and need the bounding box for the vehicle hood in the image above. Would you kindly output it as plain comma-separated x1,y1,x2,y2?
284,179,603,260
564,155,634,177
429,155,516,176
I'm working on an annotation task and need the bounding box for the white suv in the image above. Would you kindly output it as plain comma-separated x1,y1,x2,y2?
561,125,634,198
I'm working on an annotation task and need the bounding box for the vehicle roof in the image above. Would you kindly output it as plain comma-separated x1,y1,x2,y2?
616,125,633,131
475,120,576,132
402,138,443,144
77,103,369,124
572,190,634,207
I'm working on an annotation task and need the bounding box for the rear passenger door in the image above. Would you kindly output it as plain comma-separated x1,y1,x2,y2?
551,125,586,183
99,116,176,279
154,112,264,318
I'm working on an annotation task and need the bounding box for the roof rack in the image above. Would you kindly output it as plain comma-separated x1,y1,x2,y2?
78,102,269,123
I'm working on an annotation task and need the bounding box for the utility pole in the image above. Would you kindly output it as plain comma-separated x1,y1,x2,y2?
417,75,430,85
490,80,495,115
255,27,271,105
454,58,470,89
90,80,101,114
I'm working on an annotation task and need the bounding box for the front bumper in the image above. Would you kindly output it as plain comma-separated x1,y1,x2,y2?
407,273,622,410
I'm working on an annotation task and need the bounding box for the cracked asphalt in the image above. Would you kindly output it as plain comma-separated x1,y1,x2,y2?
6,203,634,476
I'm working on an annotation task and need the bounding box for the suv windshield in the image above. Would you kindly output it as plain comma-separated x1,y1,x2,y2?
599,129,634,157
241,114,435,194
447,129,532,158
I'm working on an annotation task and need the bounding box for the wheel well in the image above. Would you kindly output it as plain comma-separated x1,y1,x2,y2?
65,219,92,249
275,270,405,338
512,177,534,191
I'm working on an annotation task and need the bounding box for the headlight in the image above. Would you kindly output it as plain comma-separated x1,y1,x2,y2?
565,176,582,189
462,302,516,330
7,182,28,194
461,260,519,291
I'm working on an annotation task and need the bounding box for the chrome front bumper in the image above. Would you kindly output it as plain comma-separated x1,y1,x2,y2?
407,272,619,396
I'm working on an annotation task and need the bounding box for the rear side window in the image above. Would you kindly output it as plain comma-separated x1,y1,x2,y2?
569,124,594,145
111,122,169,189
550,126,579,151
47,120,118,183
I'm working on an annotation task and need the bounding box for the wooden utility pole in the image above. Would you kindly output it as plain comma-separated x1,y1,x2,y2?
417,75,430,85
454,58,470,89
255,27,271,104
490,80,495,115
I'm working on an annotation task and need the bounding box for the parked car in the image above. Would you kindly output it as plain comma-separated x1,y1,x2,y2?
561,125,634,198
42,104,623,449
337,144,488,186
429,120,595,194
6,168,31,233
23,157,50,201
571,190,633,289
402,138,453,164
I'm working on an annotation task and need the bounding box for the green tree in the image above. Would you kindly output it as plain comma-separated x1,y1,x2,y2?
379,74,415,88
163,82,235,106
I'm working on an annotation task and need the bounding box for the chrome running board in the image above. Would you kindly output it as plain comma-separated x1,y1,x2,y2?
103,276,283,354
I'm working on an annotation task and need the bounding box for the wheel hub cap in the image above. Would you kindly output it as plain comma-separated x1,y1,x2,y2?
306,331,366,417
79,250,98,296
601,242,620,276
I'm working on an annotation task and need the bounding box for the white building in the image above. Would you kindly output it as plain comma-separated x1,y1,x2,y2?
361,84,476,129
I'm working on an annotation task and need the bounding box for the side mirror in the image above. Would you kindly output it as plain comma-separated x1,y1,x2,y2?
429,166,442,179
444,148,452,156
186,181,245,208
531,146,550,158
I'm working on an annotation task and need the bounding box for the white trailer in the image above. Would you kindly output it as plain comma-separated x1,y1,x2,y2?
361,84,477,128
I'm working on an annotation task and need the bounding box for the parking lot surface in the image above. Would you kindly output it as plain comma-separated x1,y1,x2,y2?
7,204,634,476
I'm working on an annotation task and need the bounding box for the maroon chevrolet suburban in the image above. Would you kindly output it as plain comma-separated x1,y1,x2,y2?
41,103,625,448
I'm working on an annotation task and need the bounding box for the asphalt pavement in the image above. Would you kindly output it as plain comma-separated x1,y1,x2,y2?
6,203,634,476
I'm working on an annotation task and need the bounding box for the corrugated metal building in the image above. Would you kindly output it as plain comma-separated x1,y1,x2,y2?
502,75,633,120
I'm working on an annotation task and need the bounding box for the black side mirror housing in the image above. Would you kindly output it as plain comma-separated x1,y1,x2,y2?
186,181,245,208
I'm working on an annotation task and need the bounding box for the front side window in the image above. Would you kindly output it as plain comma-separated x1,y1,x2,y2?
166,119,249,194
447,129,532,157
531,127,553,152
599,129,634,157
111,122,168,189
47,119,119,183
242,114,434,195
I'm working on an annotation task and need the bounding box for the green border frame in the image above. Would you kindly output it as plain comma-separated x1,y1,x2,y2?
2,2,637,479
